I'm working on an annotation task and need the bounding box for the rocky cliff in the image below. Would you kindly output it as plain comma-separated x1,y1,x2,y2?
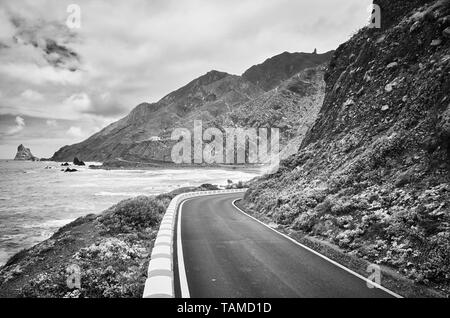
242,0,450,296
51,52,332,163
217,64,328,161
14,144,38,161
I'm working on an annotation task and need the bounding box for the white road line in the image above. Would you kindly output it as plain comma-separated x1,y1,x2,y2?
177,199,191,298
231,199,403,299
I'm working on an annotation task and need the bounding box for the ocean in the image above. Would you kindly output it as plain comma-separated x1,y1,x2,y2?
0,160,260,266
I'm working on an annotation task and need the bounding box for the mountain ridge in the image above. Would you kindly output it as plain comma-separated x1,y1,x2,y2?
51,51,333,162
242,50,334,91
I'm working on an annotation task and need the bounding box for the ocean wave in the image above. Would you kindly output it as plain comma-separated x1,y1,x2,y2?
20,219,75,229
94,191,147,197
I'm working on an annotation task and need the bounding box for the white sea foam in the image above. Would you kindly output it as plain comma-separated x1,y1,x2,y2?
94,191,147,197
20,219,75,229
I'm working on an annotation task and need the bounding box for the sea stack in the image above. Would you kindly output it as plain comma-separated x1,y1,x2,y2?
73,157,86,166
14,144,39,161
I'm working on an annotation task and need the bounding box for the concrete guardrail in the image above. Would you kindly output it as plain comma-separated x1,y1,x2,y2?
142,188,248,298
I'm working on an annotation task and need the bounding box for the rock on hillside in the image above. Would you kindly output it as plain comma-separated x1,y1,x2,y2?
242,51,334,91
14,144,39,161
243,0,450,296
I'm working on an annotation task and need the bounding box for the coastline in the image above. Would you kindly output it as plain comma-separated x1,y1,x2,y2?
1,180,445,298
0,184,223,298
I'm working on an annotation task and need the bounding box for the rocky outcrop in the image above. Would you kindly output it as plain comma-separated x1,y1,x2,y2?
73,157,85,166
14,145,38,161
243,0,450,296
63,168,78,173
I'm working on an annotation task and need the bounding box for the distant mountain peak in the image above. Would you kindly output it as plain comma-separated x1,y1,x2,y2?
242,50,334,91
205,69,228,76
197,70,230,83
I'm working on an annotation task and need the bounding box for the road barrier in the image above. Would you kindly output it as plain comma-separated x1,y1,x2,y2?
142,188,248,298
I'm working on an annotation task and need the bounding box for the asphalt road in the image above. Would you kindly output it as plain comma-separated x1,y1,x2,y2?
175,192,397,298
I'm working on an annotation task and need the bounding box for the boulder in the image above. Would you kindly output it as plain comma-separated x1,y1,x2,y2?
443,27,450,38
64,168,78,173
386,62,398,69
431,39,442,46
61,162,70,166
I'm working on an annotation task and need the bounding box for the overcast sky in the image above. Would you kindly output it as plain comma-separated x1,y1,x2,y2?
0,0,372,158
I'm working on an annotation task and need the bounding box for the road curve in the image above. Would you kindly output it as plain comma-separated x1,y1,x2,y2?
175,192,397,298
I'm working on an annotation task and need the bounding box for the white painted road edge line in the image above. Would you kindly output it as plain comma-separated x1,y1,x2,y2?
231,199,403,299
177,199,190,298
142,188,247,298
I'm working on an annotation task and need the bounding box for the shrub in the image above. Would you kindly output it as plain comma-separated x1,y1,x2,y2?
98,196,164,234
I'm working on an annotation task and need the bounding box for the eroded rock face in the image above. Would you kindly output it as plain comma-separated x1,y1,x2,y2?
14,145,38,161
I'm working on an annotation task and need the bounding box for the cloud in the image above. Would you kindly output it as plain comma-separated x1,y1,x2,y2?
21,89,44,101
63,93,92,113
0,63,82,85
46,119,58,127
66,126,84,138
5,116,25,136
0,8,16,41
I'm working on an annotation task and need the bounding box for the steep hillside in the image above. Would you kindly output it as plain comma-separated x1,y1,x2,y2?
217,65,327,161
242,0,450,295
51,71,263,162
242,51,334,91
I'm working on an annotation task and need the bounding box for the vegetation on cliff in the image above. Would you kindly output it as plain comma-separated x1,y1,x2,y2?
242,0,450,296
